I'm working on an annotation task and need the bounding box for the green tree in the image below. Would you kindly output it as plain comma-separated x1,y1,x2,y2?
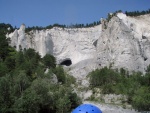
4,56,15,71
132,86,150,111
0,62,8,77
12,70,31,97
15,51,25,68
42,54,56,68
24,48,36,60
0,75,13,113
0,34,10,61
53,66,66,84
0,23,14,61
54,86,72,113
13,77,55,113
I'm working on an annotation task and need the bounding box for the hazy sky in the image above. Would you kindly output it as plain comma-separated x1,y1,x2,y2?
0,0,150,27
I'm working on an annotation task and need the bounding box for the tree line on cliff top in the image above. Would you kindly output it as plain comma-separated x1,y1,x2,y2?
6,9,150,32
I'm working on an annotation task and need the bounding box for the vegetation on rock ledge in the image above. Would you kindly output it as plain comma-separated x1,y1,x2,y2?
89,67,150,111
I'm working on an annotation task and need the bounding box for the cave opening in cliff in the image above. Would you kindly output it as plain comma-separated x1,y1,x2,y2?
60,59,72,66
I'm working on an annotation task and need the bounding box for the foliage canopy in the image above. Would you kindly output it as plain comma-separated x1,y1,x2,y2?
0,23,81,113
89,67,150,111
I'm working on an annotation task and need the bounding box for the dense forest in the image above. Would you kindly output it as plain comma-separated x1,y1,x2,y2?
0,23,81,113
89,67,150,111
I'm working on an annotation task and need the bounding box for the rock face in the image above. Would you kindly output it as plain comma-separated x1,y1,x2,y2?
8,24,101,66
97,13,150,73
8,13,150,75
8,24,101,81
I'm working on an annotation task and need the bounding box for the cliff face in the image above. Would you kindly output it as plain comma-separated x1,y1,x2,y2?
8,24,101,66
97,13,150,73
7,13,150,75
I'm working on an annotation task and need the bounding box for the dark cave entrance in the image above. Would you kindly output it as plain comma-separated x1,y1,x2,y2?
60,59,72,66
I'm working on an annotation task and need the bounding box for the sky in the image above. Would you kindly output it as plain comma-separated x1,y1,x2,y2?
0,0,150,28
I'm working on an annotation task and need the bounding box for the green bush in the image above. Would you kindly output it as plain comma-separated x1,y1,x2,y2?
89,67,120,87
132,86,150,111
89,66,150,111
42,54,56,68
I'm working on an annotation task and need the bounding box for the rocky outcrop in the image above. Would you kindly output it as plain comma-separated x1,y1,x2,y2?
97,13,150,73
7,13,150,75
7,24,101,82
8,24,101,67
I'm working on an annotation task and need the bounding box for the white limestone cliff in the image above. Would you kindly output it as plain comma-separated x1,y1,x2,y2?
8,24,101,67
97,13,150,73
7,13,150,76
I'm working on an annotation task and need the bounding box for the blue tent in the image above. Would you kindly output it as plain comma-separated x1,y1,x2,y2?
72,104,102,113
